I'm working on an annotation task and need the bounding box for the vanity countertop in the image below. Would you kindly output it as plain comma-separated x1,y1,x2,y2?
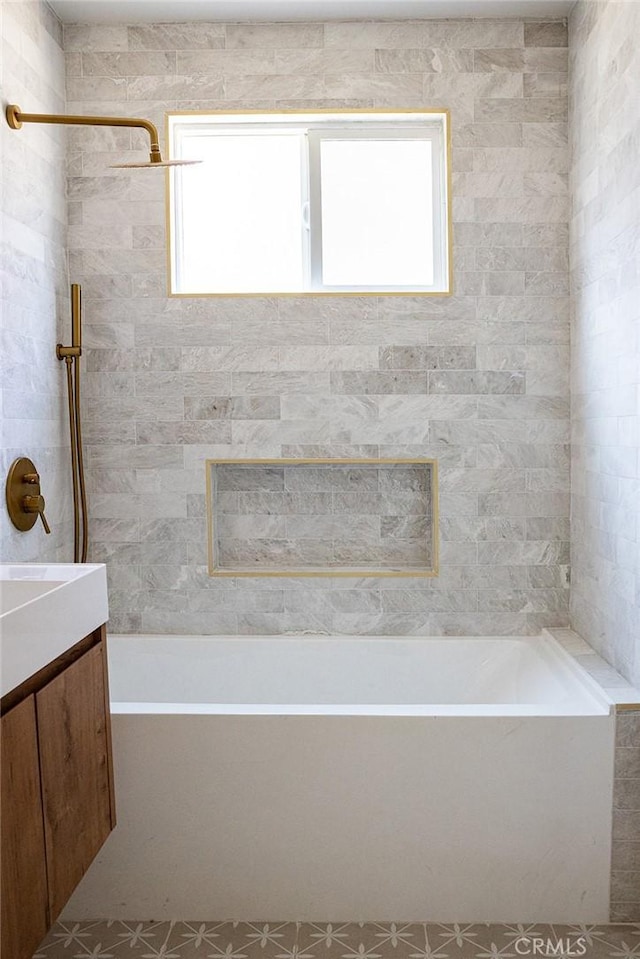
0,563,108,698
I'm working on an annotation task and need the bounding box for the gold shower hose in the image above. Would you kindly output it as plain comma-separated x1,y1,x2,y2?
58,284,88,563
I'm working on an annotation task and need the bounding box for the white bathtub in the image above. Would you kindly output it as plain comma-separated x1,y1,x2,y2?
64,634,615,923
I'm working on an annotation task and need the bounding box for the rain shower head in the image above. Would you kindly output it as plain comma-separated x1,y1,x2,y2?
5,104,200,168
110,158,200,169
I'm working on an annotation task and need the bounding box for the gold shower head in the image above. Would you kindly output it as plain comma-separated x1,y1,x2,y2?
110,158,200,169
5,104,200,168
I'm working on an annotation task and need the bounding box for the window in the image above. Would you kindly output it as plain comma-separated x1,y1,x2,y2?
167,111,451,296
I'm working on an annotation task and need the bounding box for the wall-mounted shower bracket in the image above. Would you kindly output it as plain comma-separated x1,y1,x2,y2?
6,457,51,534
57,345,81,359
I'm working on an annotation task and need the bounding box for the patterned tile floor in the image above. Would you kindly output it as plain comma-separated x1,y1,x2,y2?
33,921,640,959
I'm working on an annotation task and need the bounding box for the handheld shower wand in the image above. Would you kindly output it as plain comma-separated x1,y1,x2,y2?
71,283,82,350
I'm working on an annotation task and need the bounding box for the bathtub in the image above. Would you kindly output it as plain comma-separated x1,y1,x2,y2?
64,634,615,923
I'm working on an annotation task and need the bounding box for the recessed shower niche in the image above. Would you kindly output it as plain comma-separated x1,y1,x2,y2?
206,459,438,577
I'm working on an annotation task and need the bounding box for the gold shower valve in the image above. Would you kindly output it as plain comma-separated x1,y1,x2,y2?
6,457,52,534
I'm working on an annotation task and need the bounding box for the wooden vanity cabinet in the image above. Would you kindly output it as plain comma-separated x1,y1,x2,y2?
0,625,115,959
1,696,49,959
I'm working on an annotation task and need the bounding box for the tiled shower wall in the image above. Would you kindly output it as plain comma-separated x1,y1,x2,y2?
1,0,72,563
569,0,640,688
65,17,571,635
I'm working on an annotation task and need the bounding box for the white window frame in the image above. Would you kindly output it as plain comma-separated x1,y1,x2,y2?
167,110,451,297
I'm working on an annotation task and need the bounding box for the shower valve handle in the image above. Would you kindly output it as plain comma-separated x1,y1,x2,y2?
23,494,52,534
6,457,52,535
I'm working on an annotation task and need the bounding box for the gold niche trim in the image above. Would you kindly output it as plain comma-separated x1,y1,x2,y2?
164,107,453,299
205,457,439,579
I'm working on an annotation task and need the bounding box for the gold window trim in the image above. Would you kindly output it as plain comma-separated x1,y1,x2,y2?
165,108,453,298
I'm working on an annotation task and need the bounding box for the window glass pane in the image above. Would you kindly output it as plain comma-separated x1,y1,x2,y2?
319,138,434,287
179,133,305,293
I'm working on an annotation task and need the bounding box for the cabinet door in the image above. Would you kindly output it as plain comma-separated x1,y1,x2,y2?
1,696,49,959
36,643,114,920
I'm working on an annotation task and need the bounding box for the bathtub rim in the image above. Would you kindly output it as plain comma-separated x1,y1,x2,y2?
105,632,613,718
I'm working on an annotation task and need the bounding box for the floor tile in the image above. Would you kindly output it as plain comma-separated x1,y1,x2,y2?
32,921,640,959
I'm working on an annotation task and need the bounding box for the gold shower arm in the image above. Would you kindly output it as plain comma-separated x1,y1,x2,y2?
6,104,163,163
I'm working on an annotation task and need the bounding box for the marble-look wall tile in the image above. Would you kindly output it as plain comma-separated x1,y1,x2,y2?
525,21,568,48
127,23,225,49
570,0,640,688
611,711,640,921
64,15,569,633
1,1,72,564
